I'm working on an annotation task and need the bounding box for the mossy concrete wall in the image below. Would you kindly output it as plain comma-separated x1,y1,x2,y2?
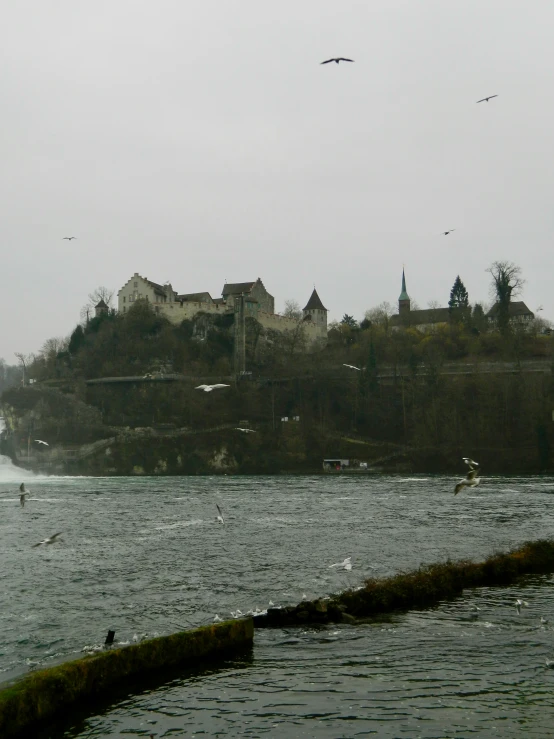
254,539,554,628
0,619,253,739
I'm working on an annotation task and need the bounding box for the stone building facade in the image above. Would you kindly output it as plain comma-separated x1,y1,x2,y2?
117,274,327,348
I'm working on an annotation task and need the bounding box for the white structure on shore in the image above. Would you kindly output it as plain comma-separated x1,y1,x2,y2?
117,273,327,348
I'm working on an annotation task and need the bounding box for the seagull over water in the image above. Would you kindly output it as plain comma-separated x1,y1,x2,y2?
195,384,230,393
515,598,529,615
34,439,49,446
343,364,362,371
235,428,256,433
33,532,63,548
216,504,225,524
329,557,352,571
19,483,30,507
476,95,498,103
454,460,480,495
321,57,354,65
463,457,479,470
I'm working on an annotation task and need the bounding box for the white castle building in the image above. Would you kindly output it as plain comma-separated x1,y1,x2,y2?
117,273,328,348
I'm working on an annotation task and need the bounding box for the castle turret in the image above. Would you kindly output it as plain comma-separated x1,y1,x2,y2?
302,288,328,331
94,299,109,317
398,268,410,316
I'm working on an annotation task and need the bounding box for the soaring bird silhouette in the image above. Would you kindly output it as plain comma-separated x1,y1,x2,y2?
441,229,456,235
195,384,230,393
63,237,77,240
476,95,498,103
34,439,49,446
321,57,354,65
216,504,224,524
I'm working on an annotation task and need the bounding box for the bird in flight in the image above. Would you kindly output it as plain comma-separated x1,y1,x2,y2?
63,236,77,240
329,557,352,571
321,57,354,65
441,229,456,235
515,598,529,615
476,95,498,103
216,504,225,525
33,532,63,548
454,459,480,495
195,384,230,393
463,457,479,470
343,364,362,371
19,482,30,507
34,439,49,446
235,427,256,433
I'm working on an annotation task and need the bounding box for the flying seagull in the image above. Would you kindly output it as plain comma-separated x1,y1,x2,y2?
476,95,498,103
463,457,479,470
20,483,30,507
195,384,230,393
454,462,480,495
441,229,456,235
34,439,49,446
216,504,224,524
329,557,352,571
515,598,529,615
321,57,354,65
343,364,362,371
32,532,63,548
62,236,77,240
235,427,256,433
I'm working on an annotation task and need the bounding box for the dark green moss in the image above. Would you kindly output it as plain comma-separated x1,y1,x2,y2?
256,539,554,627
0,619,253,738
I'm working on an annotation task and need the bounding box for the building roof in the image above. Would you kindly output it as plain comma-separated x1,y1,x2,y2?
177,292,213,303
303,288,327,311
95,299,108,308
222,282,255,297
399,268,409,302
486,301,534,318
391,307,451,325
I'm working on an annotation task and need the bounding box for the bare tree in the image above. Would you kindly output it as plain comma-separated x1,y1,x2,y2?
427,300,441,310
14,352,34,385
80,286,115,322
282,299,302,320
486,261,525,335
363,301,394,333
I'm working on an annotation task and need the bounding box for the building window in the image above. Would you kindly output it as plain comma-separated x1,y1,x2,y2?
123,296,126,303
134,281,138,288
123,306,126,313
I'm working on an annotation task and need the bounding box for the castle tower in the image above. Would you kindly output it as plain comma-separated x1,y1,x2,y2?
302,288,328,331
94,299,109,318
398,268,410,317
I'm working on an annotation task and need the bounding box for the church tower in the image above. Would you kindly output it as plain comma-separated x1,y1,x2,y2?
398,268,410,317
303,288,328,331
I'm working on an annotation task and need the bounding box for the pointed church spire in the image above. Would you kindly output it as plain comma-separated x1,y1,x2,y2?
399,268,409,301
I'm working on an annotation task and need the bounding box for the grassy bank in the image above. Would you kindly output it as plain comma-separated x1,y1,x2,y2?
0,619,253,739
255,539,554,627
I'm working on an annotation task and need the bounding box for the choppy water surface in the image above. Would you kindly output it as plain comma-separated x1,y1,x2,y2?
2,459,554,738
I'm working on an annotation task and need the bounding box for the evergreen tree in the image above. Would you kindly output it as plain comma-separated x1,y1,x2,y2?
448,276,469,323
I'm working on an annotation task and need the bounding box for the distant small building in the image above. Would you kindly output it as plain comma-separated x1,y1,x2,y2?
486,301,535,325
94,299,109,317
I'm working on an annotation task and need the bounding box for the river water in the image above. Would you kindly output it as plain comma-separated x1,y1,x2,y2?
1,454,554,738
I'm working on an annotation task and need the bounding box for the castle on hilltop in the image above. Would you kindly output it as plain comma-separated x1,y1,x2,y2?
117,273,328,348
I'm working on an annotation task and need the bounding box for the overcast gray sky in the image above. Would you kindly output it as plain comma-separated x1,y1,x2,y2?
2,0,553,361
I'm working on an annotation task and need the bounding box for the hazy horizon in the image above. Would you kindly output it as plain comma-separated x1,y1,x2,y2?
3,1,553,361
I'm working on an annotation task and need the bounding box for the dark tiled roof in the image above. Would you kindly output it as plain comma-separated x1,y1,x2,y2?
391,307,451,325
177,292,213,303
95,299,108,308
486,301,534,318
303,288,327,311
222,282,255,296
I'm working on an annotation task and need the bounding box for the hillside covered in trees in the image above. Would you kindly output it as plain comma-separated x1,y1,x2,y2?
2,265,554,475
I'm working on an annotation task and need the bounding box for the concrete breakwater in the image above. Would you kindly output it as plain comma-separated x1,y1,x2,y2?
254,539,554,628
0,619,253,739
